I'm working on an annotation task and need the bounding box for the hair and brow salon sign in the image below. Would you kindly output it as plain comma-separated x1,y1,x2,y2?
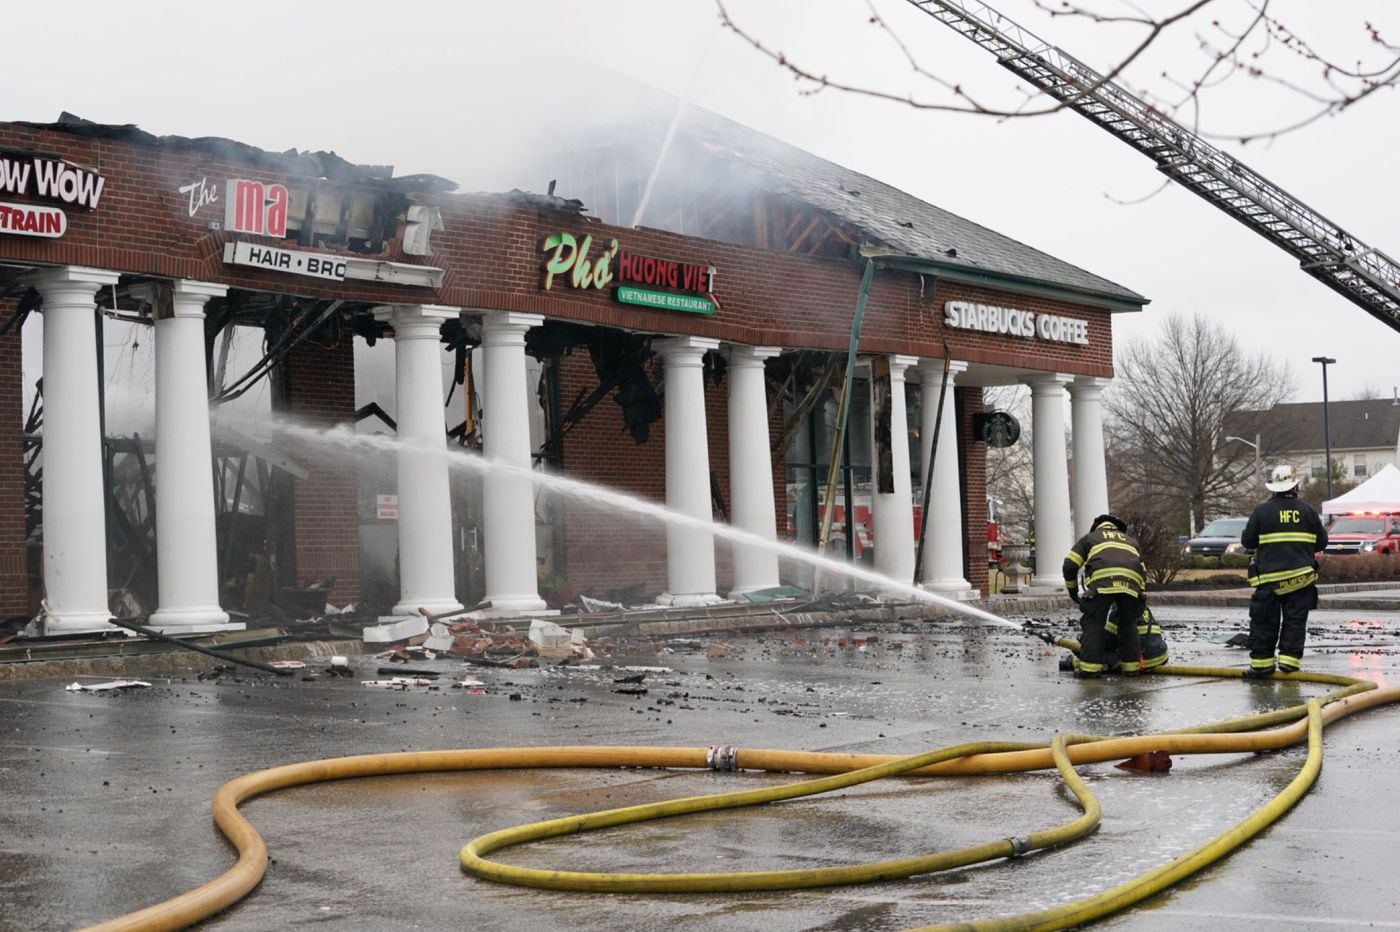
539,232,718,315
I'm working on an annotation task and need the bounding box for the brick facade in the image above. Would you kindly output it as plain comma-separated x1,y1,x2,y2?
556,350,669,600
956,387,990,596
280,319,360,606
0,121,1125,612
0,311,26,618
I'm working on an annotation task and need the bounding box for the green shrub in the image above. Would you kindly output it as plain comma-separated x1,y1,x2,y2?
1182,553,1251,570
1318,553,1400,582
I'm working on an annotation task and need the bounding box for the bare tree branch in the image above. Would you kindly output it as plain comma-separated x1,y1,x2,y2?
1105,311,1296,531
716,0,1400,144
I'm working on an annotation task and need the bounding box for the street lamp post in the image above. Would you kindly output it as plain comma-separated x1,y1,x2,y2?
1225,433,1261,485
1311,356,1337,501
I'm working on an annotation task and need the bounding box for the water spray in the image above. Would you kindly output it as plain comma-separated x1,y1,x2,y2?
271,419,1027,631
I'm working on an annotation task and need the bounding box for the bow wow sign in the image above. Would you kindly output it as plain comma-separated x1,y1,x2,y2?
539,232,718,315
0,151,107,239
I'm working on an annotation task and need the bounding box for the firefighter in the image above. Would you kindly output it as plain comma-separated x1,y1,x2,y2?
1062,514,1150,678
1241,464,1328,677
1105,601,1169,671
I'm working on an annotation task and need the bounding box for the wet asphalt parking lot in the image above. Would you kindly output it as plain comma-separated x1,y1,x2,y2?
2,602,1399,931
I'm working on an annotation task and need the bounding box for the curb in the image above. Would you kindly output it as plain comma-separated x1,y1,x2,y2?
0,639,370,683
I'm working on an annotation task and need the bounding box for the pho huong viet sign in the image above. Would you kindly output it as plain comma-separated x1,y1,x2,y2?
540,232,717,315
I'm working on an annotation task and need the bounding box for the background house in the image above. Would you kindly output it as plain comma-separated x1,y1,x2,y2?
1228,396,1400,509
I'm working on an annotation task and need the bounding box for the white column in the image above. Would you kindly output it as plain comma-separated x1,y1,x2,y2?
868,355,918,584
1026,373,1075,589
655,336,723,606
725,344,782,597
1070,376,1112,535
374,305,463,617
31,267,120,634
917,359,974,597
149,281,239,632
479,311,546,612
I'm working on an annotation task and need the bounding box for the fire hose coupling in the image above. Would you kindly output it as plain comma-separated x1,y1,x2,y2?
706,745,741,771
1005,836,1032,856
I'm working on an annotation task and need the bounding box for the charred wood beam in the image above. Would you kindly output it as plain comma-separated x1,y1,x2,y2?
354,402,397,432
773,354,841,462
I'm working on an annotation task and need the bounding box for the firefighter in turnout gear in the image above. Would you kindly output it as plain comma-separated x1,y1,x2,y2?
1062,514,1156,678
1242,464,1328,677
1105,602,1170,673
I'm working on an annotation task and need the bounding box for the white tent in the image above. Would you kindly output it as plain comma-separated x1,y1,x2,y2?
1323,463,1400,514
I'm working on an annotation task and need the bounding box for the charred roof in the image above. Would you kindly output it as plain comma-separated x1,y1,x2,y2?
24,112,459,194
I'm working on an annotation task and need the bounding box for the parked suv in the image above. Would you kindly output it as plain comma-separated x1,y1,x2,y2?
1183,517,1249,558
1323,512,1400,556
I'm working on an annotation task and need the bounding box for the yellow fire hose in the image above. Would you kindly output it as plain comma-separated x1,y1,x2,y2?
83,668,1400,932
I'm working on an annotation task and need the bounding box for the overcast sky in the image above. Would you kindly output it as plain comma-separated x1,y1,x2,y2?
9,0,1398,405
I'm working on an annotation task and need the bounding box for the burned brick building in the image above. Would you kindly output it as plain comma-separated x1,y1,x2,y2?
0,107,1144,635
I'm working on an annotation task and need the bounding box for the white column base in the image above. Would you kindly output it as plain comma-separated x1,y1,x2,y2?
147,620,247,635
725,585,779,600
476,595,549,614
389,597,465,619
656,592,728,608
147,605,237,632
470,604,558,620
39,610,117,636
920,583,980,601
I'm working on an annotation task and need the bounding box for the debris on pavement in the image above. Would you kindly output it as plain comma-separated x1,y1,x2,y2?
360,677,437,689
529,619,592,660
66,680,152,692
362,615,430,644
578,594,627,613
377,645,437,662
1116,751,1173,773
269,660,306,670
739,585,810,603
422,622,455,653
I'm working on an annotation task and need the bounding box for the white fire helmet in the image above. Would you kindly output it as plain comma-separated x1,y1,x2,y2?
1264,464,1300,493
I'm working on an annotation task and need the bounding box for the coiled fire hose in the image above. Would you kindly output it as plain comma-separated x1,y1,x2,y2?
83,667,1400,932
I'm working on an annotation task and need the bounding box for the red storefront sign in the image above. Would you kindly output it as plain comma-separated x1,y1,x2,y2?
224,179,289,237
0,201,66,238
615,247,713,294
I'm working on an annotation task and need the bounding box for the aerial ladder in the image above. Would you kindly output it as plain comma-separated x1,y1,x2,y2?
905,0,1400,334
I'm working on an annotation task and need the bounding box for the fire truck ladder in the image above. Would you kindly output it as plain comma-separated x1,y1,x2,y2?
905,0,1400,334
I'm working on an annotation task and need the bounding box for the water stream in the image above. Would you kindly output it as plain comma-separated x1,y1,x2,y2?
275,422,1026,630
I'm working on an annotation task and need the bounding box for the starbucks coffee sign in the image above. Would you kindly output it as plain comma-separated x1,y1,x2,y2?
943,300,1089,346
